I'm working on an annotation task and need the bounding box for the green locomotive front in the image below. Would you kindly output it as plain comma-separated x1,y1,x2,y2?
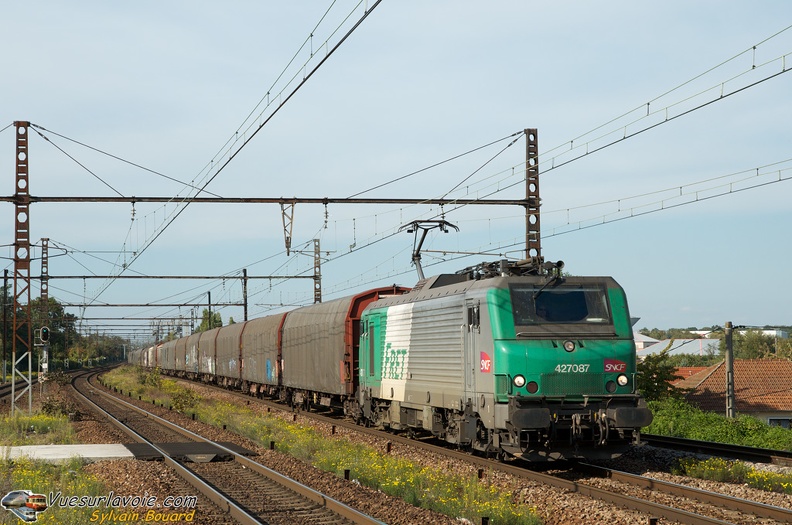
355,260,652,460
490,274,653,459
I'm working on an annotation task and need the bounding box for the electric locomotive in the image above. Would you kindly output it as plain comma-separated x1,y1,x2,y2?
351,259,652,460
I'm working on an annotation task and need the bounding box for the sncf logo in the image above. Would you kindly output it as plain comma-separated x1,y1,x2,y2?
604,359,627,373
480,352,492,373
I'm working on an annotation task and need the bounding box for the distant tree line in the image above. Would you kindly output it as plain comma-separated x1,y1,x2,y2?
0,284,129,372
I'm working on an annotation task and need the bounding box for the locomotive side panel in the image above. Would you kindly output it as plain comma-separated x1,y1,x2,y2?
361,294,467,409
282,297,351,396
403,295,466,410
241,314,285,387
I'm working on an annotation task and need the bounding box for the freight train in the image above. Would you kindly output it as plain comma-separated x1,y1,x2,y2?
129,259,653,460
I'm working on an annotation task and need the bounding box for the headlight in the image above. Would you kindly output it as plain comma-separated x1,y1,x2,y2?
563,340,576,352
617,374,629,386
513,374,526,388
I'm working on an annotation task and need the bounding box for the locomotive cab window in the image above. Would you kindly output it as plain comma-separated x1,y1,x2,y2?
510,282,612,335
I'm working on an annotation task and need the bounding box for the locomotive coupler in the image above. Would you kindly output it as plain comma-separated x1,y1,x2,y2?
570,413,584,445
596,408,610,446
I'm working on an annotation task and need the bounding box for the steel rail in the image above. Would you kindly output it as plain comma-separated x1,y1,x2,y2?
70,371,263,525
643,434,792,467
577,462,792,522
81,372,385,525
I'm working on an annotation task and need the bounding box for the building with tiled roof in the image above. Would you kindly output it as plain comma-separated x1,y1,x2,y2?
671,367,709,385
637,338,720,359
677,359,792,428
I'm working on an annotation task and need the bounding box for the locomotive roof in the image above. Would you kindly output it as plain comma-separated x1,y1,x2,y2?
369,272,623,309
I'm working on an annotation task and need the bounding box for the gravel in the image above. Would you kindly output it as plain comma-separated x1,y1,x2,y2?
12,374,792,525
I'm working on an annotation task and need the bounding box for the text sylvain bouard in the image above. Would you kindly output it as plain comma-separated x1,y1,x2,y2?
90,509,196,523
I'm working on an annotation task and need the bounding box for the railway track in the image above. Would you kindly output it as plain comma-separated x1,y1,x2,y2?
158,374,792,525
72,370,385,525
643,434,792,467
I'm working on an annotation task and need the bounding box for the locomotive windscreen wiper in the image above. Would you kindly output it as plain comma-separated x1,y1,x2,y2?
532,273,560,300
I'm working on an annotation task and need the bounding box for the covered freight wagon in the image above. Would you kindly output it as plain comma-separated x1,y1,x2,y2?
240,313,287,394
280,286,408,403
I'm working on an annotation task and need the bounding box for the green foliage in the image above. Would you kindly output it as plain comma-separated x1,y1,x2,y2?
168,386,201,413
646,397,792,450
664,353,721,368
639,327,701,340
636,344,686,401
733,329,776,359
194,308,223,332
137,367,162,388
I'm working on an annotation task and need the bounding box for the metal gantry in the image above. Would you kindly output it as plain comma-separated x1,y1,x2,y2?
5,124,540,404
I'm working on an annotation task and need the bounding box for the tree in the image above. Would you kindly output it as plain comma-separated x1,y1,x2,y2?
27,297,80,366
637,343,687,401
732,329,776,359
194,309,222,332
776,338,792,359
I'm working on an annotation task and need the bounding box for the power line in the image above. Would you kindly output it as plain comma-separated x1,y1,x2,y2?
86,1,385,305
28,124,222,198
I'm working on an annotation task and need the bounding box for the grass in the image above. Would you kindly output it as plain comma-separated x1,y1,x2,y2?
0,412,75,446
104,365,541,525
673,456,792,494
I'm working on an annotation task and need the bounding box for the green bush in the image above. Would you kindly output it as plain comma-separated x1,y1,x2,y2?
646,398,792,451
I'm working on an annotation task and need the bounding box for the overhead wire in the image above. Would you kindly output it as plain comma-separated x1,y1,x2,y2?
31,127,125,197
83,0,385,307
304,26,792,300
347,131,523,198
41,0,381,316
27,124,223,198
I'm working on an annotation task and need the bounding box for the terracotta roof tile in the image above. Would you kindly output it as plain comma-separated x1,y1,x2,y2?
671,367,711,386
683,359,792,414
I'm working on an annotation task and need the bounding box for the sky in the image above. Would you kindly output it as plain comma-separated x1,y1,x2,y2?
1,1,791,343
